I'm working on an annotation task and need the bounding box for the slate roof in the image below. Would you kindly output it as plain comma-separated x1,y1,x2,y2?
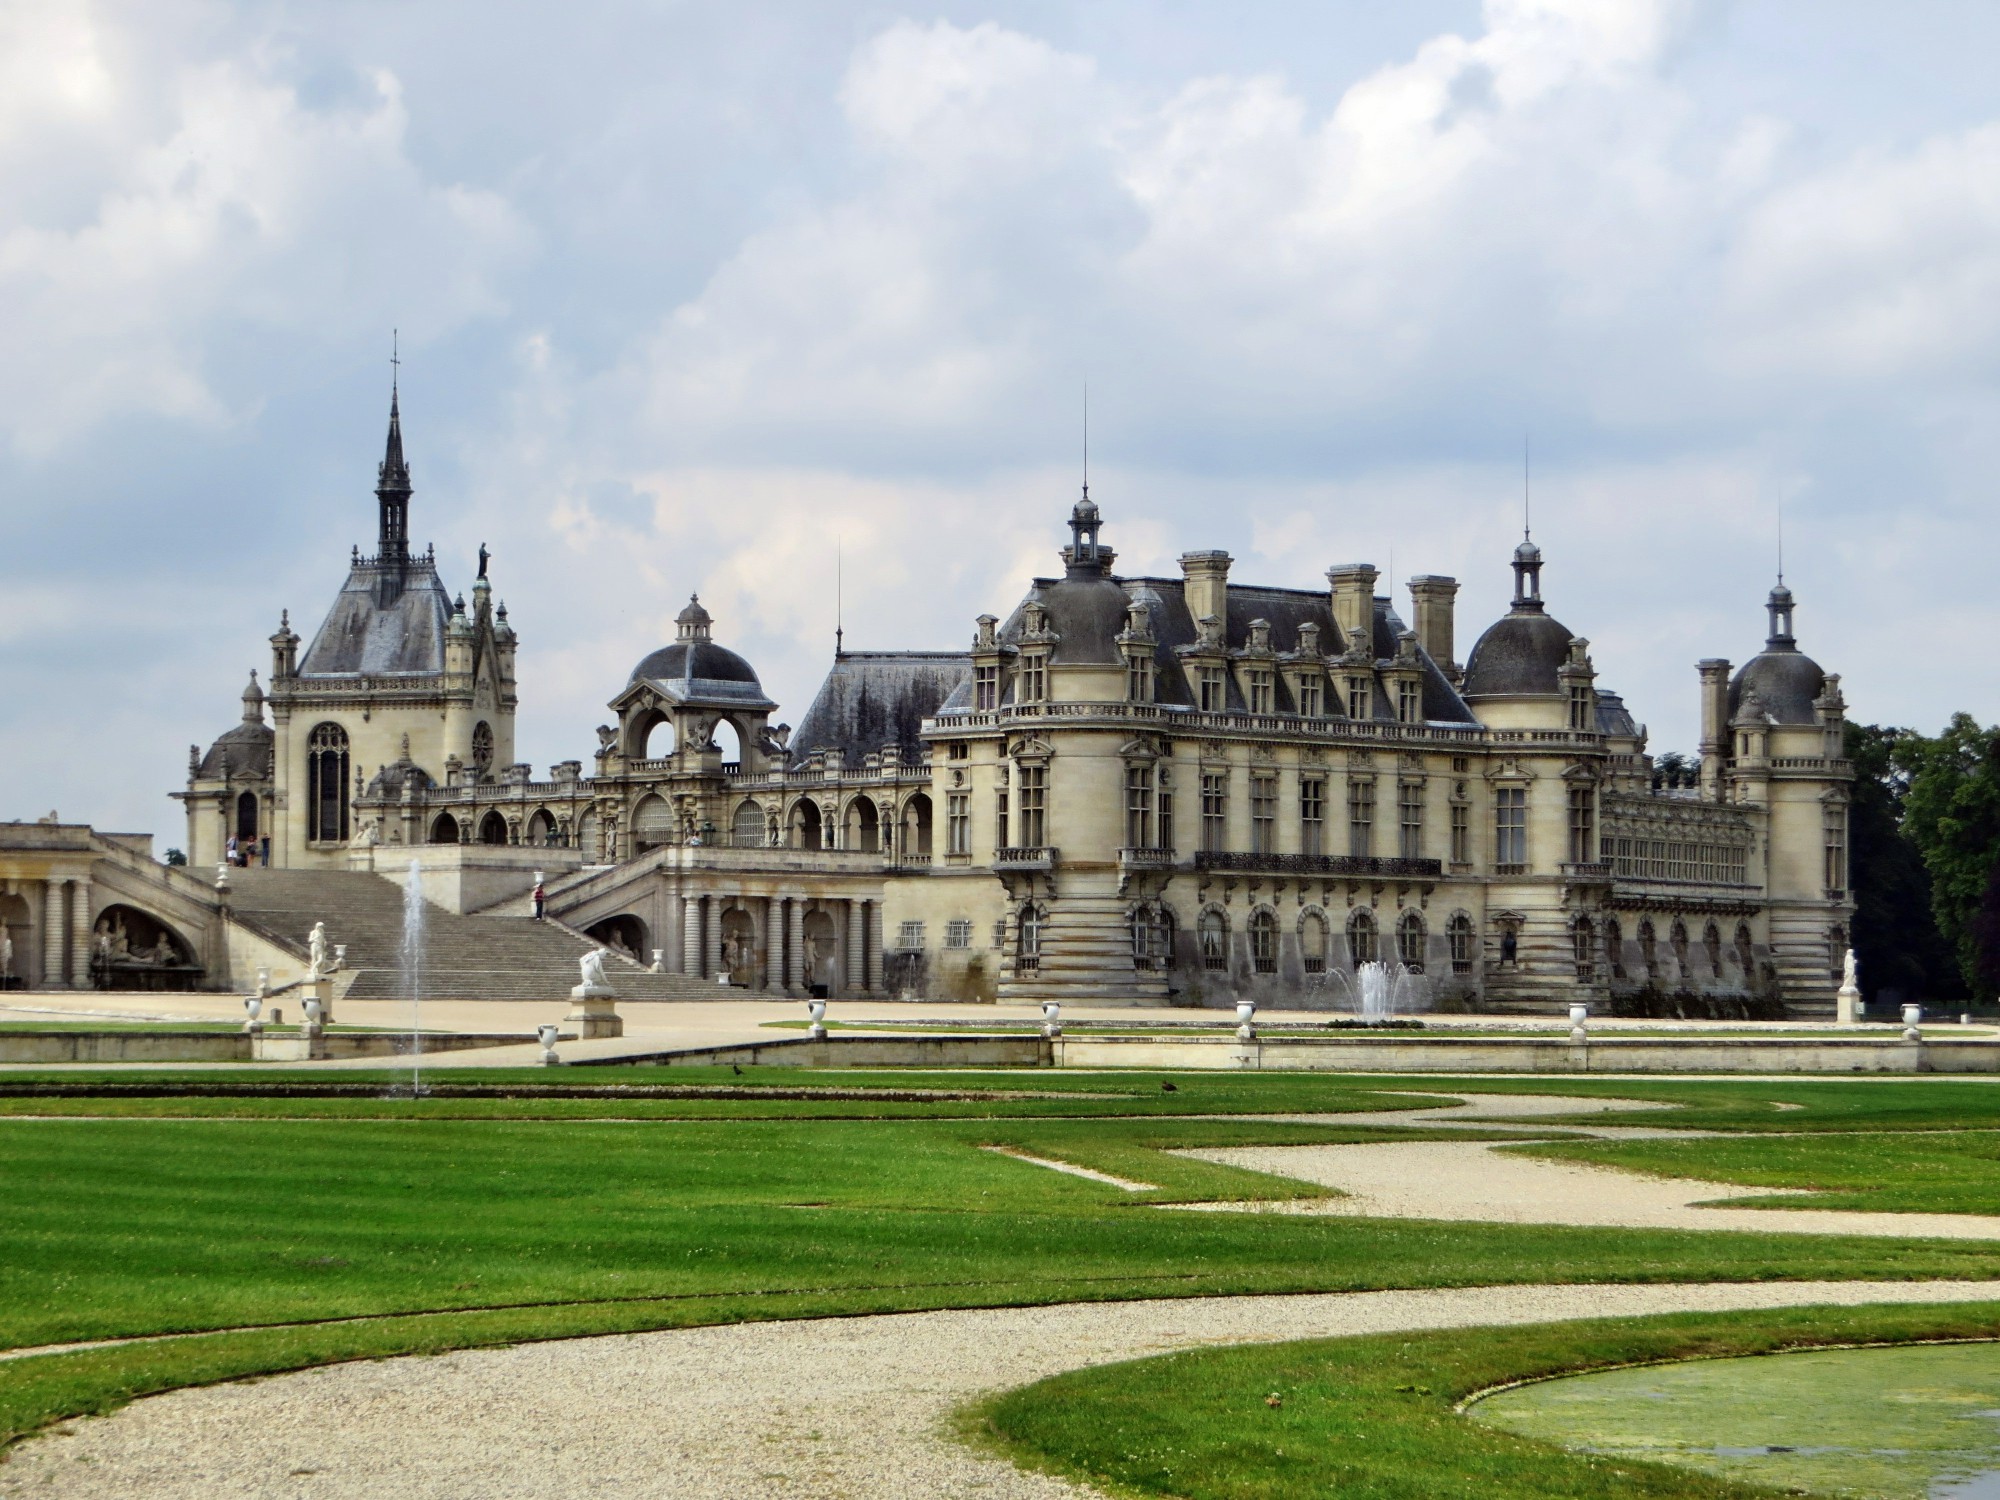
793,652,972,765
196,722,274,779
1461,608,1579,697
297,559,452,677
1729,648,1826,725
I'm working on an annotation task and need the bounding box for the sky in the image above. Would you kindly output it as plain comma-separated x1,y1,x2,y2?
5,0,2000,839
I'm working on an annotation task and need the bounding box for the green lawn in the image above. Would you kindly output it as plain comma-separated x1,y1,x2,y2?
974,1301,2000,1499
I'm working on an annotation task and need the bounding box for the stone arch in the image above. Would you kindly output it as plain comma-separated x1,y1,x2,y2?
477,810,509,846
1605,914,1626,979
803,906,841,992
428,813,461,845
1734,922,1755,976
731,798,765,849
89,903,199,986
1638,918,1658,977
844,796,881,854
525,808,557,847
1703,920,1724,979
631,794,675,854
1297,905,1331,975
1196,904,1229,972
1570,912,1596,981
791,798,824,851
235,790,259,843
625,704,674,762
719,905,756,985
586,914,648,962
1670,917,1691,977
1248,905,1279,974
901,792,934,857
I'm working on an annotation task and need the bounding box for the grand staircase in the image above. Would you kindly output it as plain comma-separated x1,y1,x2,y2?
225,869,721,1002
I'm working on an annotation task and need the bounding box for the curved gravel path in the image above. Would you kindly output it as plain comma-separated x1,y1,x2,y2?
8,1281,2000,1499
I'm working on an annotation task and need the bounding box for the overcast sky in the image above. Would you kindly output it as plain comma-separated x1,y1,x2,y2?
6,0,2000,838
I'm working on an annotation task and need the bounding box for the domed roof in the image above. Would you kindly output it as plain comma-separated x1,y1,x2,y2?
1004,571,1135,665
629,639,763,686
1462,610,1578,697
196,722,274,780
1729,648,1824,725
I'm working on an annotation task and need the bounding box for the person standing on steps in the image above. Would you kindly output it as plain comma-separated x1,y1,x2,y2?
532,879,546,921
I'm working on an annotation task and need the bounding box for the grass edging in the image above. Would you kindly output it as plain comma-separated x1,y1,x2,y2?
968,1300,2000,1499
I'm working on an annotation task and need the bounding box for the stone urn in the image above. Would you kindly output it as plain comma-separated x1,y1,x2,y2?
537,1023,560,1067
1568,1002,1589,1045
807,998,828,1041
1235,1000,1256,1042
1902,1003,1923,1044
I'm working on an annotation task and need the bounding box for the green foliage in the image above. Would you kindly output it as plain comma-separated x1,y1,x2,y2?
1898,714,2000,1000
161,848,187,867
977,1303,2000,1499
1847,723,1965,1003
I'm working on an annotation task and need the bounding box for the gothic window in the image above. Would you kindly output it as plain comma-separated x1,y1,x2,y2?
1198,909,1229,971
472,721,494,780
1198,666,1227,712
1200,772,1227,852
1247,669,1274,715
1347,908,1378,966
235,791,258,842
1250,775,1276,855
1125,765,1155,848
1448,912,1475,974
306,722,349,843
1300,910,1328,974
1735,923,1755,975
1015,766,1046,847
1398,782,1424,860
1130,906,1156,969
974,665,999,711
1568,787,1595,865
428,813,460,845
1493,787,1527,872
1250,909,1278,974
1300,777,1325,857
1348,779,1375,858
946,792,970,855
1397,909,1425,971
1019,653,1048,704
1298,676,1323,718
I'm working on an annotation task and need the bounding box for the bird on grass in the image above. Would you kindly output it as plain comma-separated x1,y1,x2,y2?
1160,1080,1177,1092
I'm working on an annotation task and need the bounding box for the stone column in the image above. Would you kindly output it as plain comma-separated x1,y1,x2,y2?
682,894,703,978
41,880,62,989
866,900,885,994
764,895,784,992
68,878,91,989
786,899,805,994
845,900,865,998
705,897,725,984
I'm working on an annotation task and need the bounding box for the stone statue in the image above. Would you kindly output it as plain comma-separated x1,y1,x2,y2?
477,542,490,580
1842,947,1859,991
0,930,11,979
307,921,330,980
579,947,610,993
349,819,379,849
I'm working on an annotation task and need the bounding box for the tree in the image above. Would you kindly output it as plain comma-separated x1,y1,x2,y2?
1651,751,1696,791
1845,724,1963,1004
1897,713,2000,1001
162,848,187,867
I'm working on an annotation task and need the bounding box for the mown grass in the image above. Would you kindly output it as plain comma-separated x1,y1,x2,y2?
973,1300,2000,1499
1519,1129,2000,1215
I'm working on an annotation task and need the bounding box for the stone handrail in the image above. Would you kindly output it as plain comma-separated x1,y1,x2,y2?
1192,851,1442,879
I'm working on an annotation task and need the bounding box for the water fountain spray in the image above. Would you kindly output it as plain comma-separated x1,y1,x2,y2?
401,859,426,1095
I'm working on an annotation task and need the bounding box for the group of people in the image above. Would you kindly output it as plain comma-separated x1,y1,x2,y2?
223,835,270,868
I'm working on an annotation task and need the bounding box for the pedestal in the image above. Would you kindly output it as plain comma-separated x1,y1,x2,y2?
309,977,335,1027
564,985,624,1039
1836,983,1861,1025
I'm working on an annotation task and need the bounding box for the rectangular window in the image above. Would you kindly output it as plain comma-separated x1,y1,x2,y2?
1125,764,1154,848
1567,787,1594,864
995,790,1009,850
1200,772,1228,852
1016,764,1046,847
974,665,999,711
1399,782,1424,860
1348,779,1375,857
1158,787,1174,853
1494,787,1527,872
1450,802,1470,865
948,741,969,760
946,792,969,855
1250,775,1277,854
1247,669,1274,714
1568,686,1592,731
1825,807,1847,892
1300,777,1325,857
1299,676,1322,717
1698,842,1716,883
1199,666,1227,712
1346,676,1371,719
1728,844,1747,884
1126,654,1154,703
1397,679,1421,724
944,918,972,949
897,920,926,949
1019,653,1047,703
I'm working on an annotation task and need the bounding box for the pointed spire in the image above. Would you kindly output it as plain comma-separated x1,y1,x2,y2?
376,335,411,560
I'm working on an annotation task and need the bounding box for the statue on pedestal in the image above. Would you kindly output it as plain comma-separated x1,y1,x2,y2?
307,922,331,980
578,947,611,994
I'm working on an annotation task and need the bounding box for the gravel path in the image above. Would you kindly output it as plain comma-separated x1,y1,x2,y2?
8,1281,2000,1499
1175,1138,2000,1238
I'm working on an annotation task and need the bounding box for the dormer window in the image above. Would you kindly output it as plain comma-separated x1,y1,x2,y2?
1199,666,1227,712
1019,653,1047,704
1127,654,1155,703
1247,668,1274,715
1396,679,1421,724
1568,685,1593,732
1346,676,1371,719
1298,676,1323,718
974,665,999,711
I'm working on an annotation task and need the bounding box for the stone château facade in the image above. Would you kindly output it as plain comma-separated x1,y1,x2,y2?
176,388,1856,1013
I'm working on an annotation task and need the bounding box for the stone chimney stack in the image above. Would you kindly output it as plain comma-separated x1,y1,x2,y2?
1180,551,1232,632
1697,658,1731,798
1407,575,1460,682
1326,564,1379,650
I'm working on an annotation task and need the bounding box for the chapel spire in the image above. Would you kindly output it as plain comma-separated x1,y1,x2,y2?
376,344,411,561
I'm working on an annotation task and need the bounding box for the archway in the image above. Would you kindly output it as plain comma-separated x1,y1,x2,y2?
845,798,880,854
478,811,509,846
802,908,839,994
0,892,29,989
586,914,648,963
713,718,745,769
1397,910,1426,972
235,791,258,842
731,799,765,849
89,904,199,990
631,795,674,854
428,813,460,845
793,800,824,851
902,793,933,857
525,809,557,847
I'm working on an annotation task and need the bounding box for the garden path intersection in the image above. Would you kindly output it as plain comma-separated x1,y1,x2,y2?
4,1081,2000,1496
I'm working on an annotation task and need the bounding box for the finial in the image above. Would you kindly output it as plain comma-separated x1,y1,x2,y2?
391,328,399,394
1523,431,1532,542
1776,502,1784,587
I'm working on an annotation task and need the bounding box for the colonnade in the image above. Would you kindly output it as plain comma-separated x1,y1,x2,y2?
5,876,94,989
671,891,884,996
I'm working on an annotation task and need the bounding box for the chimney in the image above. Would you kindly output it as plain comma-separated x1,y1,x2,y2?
1326,564,1379,650
1180,551,1232,633
1697,658,1731,798
1407,575,1459,681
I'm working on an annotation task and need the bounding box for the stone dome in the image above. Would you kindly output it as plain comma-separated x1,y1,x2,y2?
1462,610,1579,697
196,721,274,780
1729,648,1825,725
629,639,762,687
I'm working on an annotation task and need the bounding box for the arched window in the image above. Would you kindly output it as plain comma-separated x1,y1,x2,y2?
1396,910,1425,971
428,813,460,845
1250,909,1278,974
632,795,674,854
1605,916,1626,979
793,799,823,851
235,791,258,842
1735,923,1755,976
1572,916,1596,981
1670,919,1690,976
1300,910,1328,975
478,811,509,846
471,721,494,780
1638,919,1658,976
1448,912,1475,974
307,723,349,842
1347,908,1378,966
1017,906,1043,974
1704,922,1723,978
903,793,933,858
732,800,765,849
1198,909,1228,971
526,809,556,847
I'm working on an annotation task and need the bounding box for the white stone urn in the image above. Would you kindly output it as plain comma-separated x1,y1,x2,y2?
242,995,264,1034
1235,1000,1256,1042
807,998,828,1040
537,1023,560,1066
1902,1003,1923,1043
1568,1002,1590,1045
1041,1000,1062,1039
